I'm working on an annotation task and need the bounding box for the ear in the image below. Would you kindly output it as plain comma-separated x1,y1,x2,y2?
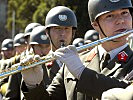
91,22,99,30
45,29,48,34
72,29,76,39
45,29,50,37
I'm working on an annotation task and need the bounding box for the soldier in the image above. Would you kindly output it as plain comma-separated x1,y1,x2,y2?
20,3,133,100
23,22,41,52
1,39,15,60
52,0,133,99
27,25,52,87
72,38,85,53
72,38,84,47
3,33,27,100
21,6,77,90
83,29,99,51
29,26,50,56
3,23,41,100
0,39,15,97
24,23,41,38
84,29,99,44
14,33,27,54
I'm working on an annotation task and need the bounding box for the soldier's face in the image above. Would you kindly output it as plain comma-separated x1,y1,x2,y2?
49,26,73,49
2,49,14,59
15,44,27,54
32,44,50,56
92,9,132,50
94,9,132,40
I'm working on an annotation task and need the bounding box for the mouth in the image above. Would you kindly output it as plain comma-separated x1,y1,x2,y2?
114,29,127,33
60,40,66,47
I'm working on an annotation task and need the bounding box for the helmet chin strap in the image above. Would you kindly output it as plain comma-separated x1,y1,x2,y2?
47,29,58,50
97,20,119,42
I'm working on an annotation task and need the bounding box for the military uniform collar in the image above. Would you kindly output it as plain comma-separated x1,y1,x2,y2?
98,43,128,61
101,45,133,76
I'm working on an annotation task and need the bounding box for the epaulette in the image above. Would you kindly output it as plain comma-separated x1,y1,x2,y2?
85,48,97,62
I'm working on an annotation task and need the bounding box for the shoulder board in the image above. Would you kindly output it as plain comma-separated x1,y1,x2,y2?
85,48,97,62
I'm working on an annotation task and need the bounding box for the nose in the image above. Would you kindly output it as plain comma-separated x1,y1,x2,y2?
60,30,66,36
115,15,125,25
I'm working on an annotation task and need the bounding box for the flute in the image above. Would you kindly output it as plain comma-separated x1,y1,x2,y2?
0,29,133,79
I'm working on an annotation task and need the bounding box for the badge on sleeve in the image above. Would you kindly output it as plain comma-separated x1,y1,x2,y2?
117,51,128,62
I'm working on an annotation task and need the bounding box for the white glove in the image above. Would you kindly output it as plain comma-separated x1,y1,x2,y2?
101,85,133,100
52,45,85,79
21,55,43,87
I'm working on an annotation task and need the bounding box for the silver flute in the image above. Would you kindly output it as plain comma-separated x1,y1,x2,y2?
0,29,133,79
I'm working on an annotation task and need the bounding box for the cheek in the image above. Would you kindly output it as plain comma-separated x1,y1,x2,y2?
50,32,58,39
128,18,132,28
101,21,114,35
66,31,73,38
34,48,39,54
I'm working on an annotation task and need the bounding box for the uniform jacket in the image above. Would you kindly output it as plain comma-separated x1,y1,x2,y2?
4,54,60,100
0,58,12,91
21,45,133,100
4,49,33,100
3,55,22,100
42,60,60,88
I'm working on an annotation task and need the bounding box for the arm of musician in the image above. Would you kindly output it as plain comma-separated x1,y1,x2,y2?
21,55,44,88
76,68,129,99
4,73,23,100
53,45,130,99
0,59,12,96
101,83,133,100
21,66,66,100
52,45,85,79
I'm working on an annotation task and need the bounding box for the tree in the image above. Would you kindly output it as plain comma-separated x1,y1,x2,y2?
7,0,92,38
7,0,41,36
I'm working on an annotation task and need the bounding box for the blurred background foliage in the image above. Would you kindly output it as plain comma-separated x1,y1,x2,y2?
6,0,92,38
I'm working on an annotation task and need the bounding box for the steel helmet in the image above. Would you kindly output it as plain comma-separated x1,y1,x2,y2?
1,39,14,51
88,0,133,22
84,30,99,43
72,38,84,47
24,23,41,37
30,26,50,45
45,6,77,29
14,33,27,47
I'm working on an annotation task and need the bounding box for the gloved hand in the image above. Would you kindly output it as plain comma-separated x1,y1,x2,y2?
52,45,85,79
101,84,133,100
21,55,43,87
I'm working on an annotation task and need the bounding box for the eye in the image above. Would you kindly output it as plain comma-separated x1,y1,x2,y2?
105,14,114,19
121,11,129,16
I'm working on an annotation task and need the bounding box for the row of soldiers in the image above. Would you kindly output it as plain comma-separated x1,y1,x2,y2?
0,0,133,100
0,23,50,99
0,22,99,100
0,25,100,99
